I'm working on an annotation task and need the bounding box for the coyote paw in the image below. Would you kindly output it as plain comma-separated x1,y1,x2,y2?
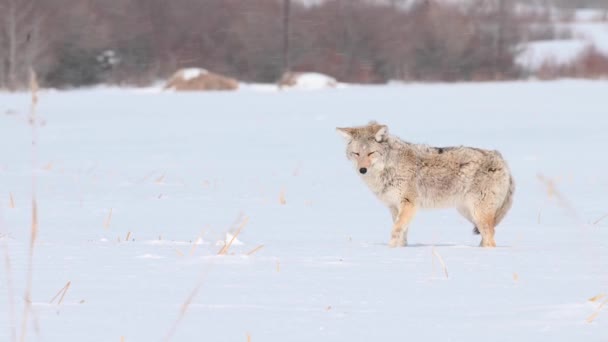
388,238,407,248
479,240,497,248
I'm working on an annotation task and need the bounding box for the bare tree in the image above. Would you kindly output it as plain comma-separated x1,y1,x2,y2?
283,0,291,73
0,0,46,90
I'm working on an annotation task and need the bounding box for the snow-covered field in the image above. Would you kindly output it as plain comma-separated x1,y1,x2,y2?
1,81,607,341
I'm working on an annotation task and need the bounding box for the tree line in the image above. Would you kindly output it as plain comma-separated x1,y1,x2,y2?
0,0,561,89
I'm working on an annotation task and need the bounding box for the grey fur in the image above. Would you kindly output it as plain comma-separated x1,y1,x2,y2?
336,121,515,248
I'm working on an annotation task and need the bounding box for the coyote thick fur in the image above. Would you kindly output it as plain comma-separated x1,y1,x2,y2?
336,121,515,248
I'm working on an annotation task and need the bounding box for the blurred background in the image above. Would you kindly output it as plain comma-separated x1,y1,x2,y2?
0,0,607,90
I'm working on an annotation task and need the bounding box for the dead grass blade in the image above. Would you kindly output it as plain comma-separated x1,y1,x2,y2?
593,213,608,225
246,245,264,256
20,68,40,342
536,173,580,221
228,212,246,233
218,216,249,255
104,208,113,229
279,189,286,205
189,228,207,257
9,193,15,209
125,232,131,241
163,264,213,342
588,293,606,303
3,244,17,342
292,163,301,176
432,247,449,279
49,281,71,306
587,298,608,323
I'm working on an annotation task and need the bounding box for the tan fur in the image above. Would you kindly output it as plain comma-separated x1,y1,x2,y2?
336,121,515,248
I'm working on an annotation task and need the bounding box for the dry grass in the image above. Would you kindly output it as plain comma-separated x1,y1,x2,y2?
104,208,113,229
218,216,249,255
164,69,239,91
537,174,580,221
292,164,301,177
589,293,606,303
49,281,71,306
593,213,608,225
537,45,608,80
188,228,207,257
279,189,286,205
125,232,131,241
165,213,254,340
587,298,608,323
432,247,449,279
9,193,15,209
246,245,265,256
163,264,213,342
19,68,40,342
3,244,17,342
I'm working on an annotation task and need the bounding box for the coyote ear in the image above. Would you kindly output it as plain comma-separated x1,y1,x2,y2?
336,127,354,141
374,125,388,142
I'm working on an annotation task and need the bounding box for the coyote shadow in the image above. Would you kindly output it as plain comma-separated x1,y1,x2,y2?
369,242,511,248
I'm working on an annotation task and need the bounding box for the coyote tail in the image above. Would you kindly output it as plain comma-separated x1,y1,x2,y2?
473,174,515,235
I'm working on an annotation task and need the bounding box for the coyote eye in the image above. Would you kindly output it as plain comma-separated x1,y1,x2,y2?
368,151,376,156
352,152,360,156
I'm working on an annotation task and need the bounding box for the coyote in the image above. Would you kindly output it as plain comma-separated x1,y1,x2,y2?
336,121,514,248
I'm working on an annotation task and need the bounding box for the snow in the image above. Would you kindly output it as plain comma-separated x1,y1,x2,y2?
285,72,338,90
1,80,608,341
517,9,608,71
571,22,608,54
216,232,244,246
516,40,591,70
575,9,608,22
179,68,209,81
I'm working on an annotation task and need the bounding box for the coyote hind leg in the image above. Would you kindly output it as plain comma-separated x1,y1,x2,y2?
473,211,496,248
457,206,480,235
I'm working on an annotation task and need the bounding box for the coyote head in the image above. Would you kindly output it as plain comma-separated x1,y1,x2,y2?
336,121,390,175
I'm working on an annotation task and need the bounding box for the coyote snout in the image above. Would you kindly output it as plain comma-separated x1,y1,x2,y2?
336,121,515,248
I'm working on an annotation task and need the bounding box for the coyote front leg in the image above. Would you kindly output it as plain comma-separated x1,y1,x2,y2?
389,200,416,247
389,207,398,222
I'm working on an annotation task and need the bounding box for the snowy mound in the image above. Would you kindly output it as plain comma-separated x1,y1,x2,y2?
215,232,244,246
180,68,209,81
278,72,338,90
164,68,239,91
